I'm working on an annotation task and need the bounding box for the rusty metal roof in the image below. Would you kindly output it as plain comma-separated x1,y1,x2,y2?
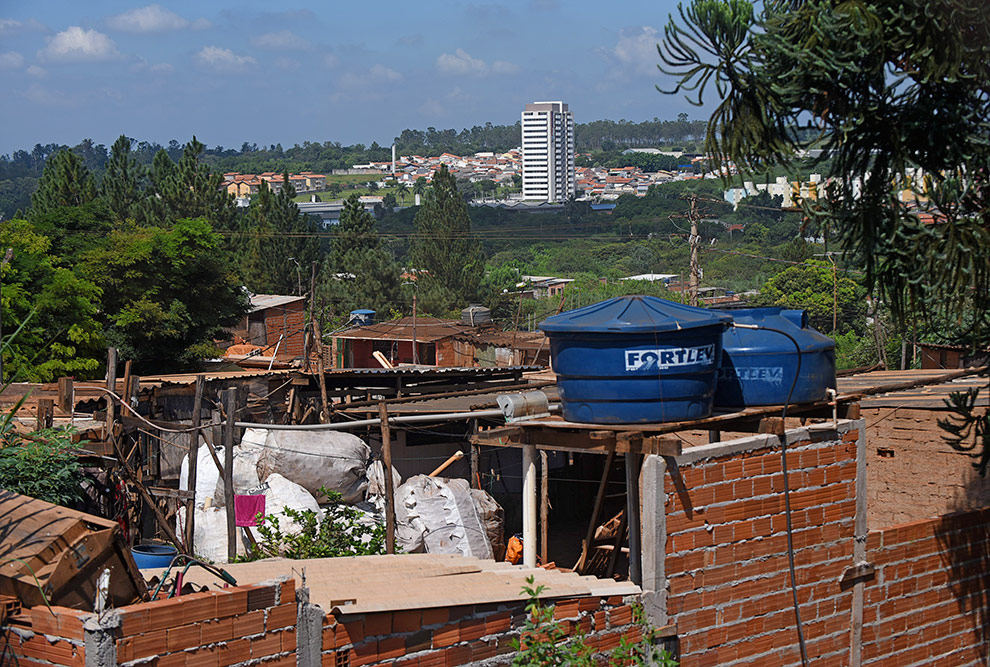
837,367,987,408
333,317,476,343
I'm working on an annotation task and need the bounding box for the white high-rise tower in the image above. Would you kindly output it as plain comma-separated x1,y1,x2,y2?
521,101,575,202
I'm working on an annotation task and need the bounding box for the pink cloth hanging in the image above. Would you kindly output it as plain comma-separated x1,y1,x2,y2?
234,495,266,527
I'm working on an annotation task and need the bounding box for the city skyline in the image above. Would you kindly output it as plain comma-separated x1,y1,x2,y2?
0,1,704,155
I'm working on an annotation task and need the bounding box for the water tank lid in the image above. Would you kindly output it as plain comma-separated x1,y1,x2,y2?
538,295,732,334
350,309,376,315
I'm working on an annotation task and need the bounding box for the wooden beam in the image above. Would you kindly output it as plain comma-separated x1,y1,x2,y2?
105,347,118,443
378,403,397,554
625,453,642,585
185,375,204,550
540,450,549,565
223,388,237,561
36,399,54,430
57,377,73,415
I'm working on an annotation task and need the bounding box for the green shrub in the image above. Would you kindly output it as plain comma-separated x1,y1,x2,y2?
0,424,84,507
242,488,387,561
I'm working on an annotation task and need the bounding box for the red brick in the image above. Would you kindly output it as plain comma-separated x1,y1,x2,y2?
445,644,473,666
459,617,486,643
166,622,202,652
433,621,460,648
200,617,234,645
281,628,296,653
350,640,379,667
608,605,633,628
120,629,167,659
364,612,391,637
422,608,449,627
250,631,283,658
392,610,421,633
552,600,580,620
337,618,364,646
278,579,296,604
230,610,265,637
378,635,406,661
266,603,296,630
217,638,250,666
116,607,151,637
484,611,511,635
215,589,249,618
185,645,219,667
144,598,190,631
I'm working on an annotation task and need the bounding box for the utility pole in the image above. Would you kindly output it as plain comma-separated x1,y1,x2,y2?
689,196,700,307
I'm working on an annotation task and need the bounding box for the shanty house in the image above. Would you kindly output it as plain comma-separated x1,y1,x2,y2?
228,294,307,364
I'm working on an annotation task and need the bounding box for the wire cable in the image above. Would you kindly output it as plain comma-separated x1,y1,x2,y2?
733,321,809,667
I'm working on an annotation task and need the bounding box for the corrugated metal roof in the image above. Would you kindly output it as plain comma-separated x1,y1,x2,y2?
837,367,988,408
249,294,306,313
146,554,639,614
334,317,476,343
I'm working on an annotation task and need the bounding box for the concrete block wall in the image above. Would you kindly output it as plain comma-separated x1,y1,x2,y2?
662,424,861,666
320,595,644,667
863,506,990,665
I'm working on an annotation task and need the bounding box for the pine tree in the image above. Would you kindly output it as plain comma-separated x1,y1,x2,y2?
138,137,235,229
29,150,97,217
102,135,145,222
318,194,401,315
409,165,483,313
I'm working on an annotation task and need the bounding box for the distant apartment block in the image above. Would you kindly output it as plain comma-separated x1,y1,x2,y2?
522,101,575,202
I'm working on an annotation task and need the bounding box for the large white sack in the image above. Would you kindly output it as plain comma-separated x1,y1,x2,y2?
470,489,506,561
249,473,322,535
364,460,401,516
178,444,221,508
256,430,369,503
394,476,493,559
213,444,262,508
175,505,250,564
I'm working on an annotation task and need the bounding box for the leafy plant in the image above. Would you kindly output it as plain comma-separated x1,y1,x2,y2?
512,576,678,667
244,488,387,560
0,413,84,507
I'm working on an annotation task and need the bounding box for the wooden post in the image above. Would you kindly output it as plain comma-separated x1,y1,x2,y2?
377,403,397,554
128,375,140,418
105,348,118,444
185,375,204,551
36,399,54,430
470,420,480,489
120,360,132,417
57,377,73,415
625,452,643,585
314,319,331,422
223,388,237,561
575,449,615,574
540,450,549,565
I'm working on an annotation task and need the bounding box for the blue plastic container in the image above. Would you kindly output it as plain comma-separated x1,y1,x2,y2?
131,544,178,569
715,308,836,407
539,296,732,424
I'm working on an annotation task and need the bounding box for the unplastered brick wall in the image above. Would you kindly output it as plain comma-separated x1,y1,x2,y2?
862,506,990,665
1,604,89,667
863,406,990,529
661,423,861,666
319,595,643,667
1,578,298,667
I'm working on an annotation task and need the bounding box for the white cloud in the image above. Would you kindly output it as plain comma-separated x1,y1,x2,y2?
0,51,24,69
370,64,401,81
150,62,174,73
436,48,518,76
0,18,22,34
323,53,338,68
0,18,45,34
107,5,209,32
251,30,309,51
40,27,119,62
492,60,519,74
436,48,487,75
27,65,46,77
195,45,255,70
613,26,661,76
24,83,72,107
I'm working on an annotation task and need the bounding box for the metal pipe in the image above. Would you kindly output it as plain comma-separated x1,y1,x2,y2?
522,443,538,568
234,404,560,431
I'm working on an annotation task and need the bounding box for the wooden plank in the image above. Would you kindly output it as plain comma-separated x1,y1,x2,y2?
540,450,548,565
57,377,73,414
185,375,204,549
149,487,194,500
36,398,54,430
575,449,615,574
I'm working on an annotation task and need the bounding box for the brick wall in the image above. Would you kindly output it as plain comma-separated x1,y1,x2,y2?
264,302,306,360
863,407,990,529
1,604,88,667
863,507,990,666
1,579,297,667
662,426,861,666
320,595,644,666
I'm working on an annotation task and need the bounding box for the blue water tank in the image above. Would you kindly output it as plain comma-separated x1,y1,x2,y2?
350,309,376,326
539,296,732,424
715,307,836,407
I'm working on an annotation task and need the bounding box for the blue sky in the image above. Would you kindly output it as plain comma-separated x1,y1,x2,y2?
0,1,705,154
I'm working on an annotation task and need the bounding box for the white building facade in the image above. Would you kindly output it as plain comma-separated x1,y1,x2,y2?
521,101,575,202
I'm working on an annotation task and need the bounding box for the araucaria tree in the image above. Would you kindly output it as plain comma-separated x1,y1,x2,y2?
319,195,401,316
660,0,990,469
410,165,483,313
